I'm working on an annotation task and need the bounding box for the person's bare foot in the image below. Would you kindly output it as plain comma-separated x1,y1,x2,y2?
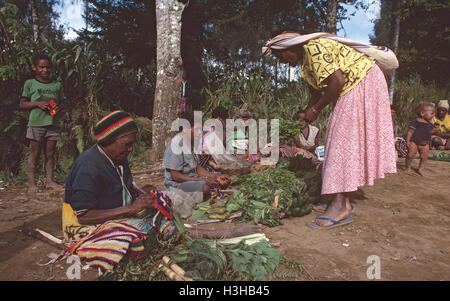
417,169,426,177
27,185,39,194
312,201,349,228
46,181,63,190
313,204,327,212
404,168,415,175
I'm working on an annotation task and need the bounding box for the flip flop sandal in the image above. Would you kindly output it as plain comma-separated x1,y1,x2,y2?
312,203,355,213
306,215,353,230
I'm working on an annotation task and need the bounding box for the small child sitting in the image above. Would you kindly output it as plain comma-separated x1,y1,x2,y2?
293,110,320,152
405,102,439,176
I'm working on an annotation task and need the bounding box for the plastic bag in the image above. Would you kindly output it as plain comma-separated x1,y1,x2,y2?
163,187,204,218
211,153,251,170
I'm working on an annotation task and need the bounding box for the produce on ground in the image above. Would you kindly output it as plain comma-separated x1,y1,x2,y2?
225,166,313,226
431,150,450,162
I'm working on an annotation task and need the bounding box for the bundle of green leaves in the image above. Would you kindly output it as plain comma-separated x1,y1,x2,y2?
280,155,323,204
226,167,312,226
224,240,281,281
277,118,302,145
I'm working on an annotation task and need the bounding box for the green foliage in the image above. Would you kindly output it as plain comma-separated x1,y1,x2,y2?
281,155,323,204
393,76,448,136
371,0,450,86
201,73,334,145
128,116,152,170
226,167,312,226
278,119,302,144
171,238,228,280
224,240,281,281
0,3,36,180
0,3,154,180
98,233,284,281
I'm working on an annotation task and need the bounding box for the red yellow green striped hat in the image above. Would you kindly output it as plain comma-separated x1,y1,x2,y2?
94,111,138,145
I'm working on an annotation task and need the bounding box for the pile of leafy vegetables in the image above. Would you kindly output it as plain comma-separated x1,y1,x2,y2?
277,118,302,144
168,238,281,281
226,167,312,226
98,225,285,281
278,155,322,204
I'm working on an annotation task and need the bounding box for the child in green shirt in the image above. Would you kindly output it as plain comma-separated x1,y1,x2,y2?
19,54,65,193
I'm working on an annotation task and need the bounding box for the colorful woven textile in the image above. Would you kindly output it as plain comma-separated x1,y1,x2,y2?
54,189,176,272
395,137,408,158
51,221,149,272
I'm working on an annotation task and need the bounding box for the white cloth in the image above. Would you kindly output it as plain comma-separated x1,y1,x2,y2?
298,125,320,148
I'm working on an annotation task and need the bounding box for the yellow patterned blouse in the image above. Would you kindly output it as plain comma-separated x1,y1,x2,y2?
301,38,376,96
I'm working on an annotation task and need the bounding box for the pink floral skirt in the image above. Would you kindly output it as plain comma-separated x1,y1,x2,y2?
321,64,397,194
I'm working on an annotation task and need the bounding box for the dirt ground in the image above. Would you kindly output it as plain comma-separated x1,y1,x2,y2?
0,154,449,281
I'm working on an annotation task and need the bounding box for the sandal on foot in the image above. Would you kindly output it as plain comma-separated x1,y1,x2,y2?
306,215,353,230
312,203,355,213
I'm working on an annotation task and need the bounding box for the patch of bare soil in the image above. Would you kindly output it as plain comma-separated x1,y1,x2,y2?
0,155,449,281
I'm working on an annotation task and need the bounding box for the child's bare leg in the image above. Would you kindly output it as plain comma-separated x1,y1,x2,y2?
27,140,41,193
405,142,417,173
417,144,430,176
44,139,62,189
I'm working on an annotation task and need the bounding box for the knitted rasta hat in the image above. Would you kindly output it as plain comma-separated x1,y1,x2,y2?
94,111,138,145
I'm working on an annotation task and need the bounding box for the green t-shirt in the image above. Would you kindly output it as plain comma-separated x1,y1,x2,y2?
21,78,65,127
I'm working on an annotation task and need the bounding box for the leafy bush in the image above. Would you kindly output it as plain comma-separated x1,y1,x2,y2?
393,76,449,136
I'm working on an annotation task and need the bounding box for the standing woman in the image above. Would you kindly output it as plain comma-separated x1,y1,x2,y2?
263,32,398,229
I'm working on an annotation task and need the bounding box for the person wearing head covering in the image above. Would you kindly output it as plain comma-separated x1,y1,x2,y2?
62,111,153,239
60,111,254,270
263,32,397,229
431,100,450,150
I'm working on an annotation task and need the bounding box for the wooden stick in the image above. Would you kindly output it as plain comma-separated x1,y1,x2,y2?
35,228,63,244
162,256,193,281
22,227,65,250
159,264,184,281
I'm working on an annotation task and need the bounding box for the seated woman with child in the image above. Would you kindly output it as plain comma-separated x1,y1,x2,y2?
293,110,320,153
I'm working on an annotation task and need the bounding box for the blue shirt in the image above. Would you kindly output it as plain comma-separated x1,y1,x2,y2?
64,145,137,217
163,134,200,188
410,119,433,143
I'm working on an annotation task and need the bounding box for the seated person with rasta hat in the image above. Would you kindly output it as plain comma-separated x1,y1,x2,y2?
63,111,252,245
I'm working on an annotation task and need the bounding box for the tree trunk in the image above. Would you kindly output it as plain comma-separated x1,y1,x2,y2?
326,0,338,34
389,1,401,104
30,0,39,44
151,0,186,162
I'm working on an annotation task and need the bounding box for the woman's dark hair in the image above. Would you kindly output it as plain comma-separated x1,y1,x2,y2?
178,111,195,129
271,45,304,60
212,106,228,119
296,109,306,118
32,53,52,66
